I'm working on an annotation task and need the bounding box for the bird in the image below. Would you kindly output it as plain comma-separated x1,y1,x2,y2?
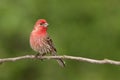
30,19,65,67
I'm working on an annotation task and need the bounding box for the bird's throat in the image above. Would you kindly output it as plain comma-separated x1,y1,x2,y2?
35,26,47,36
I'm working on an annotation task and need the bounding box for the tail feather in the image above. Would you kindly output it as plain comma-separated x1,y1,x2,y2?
57,59,65,67
52,52,65,67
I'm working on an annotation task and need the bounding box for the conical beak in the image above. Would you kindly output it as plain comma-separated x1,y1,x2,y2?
44,23,49,27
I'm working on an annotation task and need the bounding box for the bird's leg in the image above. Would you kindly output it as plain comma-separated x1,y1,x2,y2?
35,53,46,61
35,53,40,58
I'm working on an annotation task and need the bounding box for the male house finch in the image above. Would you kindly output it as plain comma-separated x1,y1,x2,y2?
30,19,65,67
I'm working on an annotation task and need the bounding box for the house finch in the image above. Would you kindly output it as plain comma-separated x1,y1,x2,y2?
30,19,65,67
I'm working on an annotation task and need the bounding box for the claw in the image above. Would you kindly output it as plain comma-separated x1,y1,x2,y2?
35,53,45,61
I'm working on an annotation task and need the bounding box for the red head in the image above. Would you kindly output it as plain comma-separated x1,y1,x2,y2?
33,19,48,35
35,19,48,28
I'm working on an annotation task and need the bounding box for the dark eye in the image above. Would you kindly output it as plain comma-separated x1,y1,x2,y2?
40,23,43,25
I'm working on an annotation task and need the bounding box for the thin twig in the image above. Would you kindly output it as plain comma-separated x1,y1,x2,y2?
0,55,120,65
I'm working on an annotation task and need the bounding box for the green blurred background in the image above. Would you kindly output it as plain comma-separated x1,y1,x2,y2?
0,0,120,80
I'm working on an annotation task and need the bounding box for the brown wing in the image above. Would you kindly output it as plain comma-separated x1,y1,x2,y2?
46,36,57,54
46,36,65,67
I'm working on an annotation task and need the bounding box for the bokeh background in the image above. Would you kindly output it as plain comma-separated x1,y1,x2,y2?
0,0,120,80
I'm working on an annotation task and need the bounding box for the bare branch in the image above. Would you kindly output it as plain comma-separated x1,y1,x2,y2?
0,55,120,65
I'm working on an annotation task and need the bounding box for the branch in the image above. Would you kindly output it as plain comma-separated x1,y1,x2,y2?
0,55,120,65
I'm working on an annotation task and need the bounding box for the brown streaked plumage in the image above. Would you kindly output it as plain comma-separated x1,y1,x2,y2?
30,19,65,67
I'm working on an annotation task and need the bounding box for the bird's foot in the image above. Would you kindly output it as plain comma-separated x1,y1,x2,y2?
35,53,45,61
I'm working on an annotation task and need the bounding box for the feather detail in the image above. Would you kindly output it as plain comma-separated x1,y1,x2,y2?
30,19,65,67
